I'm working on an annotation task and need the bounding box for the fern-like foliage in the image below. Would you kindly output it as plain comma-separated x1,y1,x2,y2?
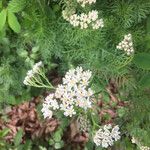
0,1,150,148
8,0,27,13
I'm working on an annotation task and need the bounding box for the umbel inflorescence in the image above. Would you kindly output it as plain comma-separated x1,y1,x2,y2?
62,0,104,29
42,66,94,118
93,124,121,148
116,33,134,55
23,63,121,148
23,61,54,89
131,137,150,150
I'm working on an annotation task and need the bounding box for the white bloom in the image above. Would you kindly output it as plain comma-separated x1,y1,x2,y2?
88,10,98,21
131,137,137,144
92,19,104,29
27,70,34,77
60,101,71,110
131,137,150,150
62,9,104,30
44,94,59,110
76,66,83,74
23,70,34,85
80,22,88,29
70,14,80,27
140,146,150,150
80,13,88,22
32,61,42,73
116,34,134,55
62,10,70,21
41,93,59,118
23,76,31,85
41,104,53,119
23,61,42,85
55,85,65,98
77,0,96,7
111,125,121,141
42,66,94,118
81,70,92,85
104,124,112,130
60,67,94,114
45,93,54,102
50,100,59,110
93,124,121,148
63,106,76,117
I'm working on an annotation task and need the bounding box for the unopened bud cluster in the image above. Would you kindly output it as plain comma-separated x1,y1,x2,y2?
116,34,134,55
77,116,91,132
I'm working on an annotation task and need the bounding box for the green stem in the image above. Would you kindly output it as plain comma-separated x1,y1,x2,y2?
118,55,134,69
28,76,55,90
90,112,100,130
39,69,54,87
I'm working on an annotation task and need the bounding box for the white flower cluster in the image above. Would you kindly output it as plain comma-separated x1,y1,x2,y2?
116,33,134,55
62,10,104,29
42,67,94,118
41,93,59,119
93,124,121,148
140,146,150,150
23,61,42,85
77,0,96,7
131,137,150,150
131,136,138,144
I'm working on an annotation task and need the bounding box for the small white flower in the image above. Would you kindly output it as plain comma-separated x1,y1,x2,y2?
23,70,34,85
80,22,88,29
41,104,53,119
111,125,121,141
88,10,98,21
92,19,104,29
27,70,34,77
44,94,59,110
63,106,76,117
23,76,30,85
32,61,42,73
45,93,54,101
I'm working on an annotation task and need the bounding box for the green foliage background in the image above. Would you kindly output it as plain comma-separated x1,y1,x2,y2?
0,0,150,149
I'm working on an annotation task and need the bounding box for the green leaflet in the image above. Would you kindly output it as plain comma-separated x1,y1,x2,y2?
0,129,10,137
133,53,150,70
0,9,7,31
8,11,21,33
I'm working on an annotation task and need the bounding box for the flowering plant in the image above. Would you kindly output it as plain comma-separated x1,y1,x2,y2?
24,63,121,148
131,137,150,150
116,34,134,55
62,0,104,29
